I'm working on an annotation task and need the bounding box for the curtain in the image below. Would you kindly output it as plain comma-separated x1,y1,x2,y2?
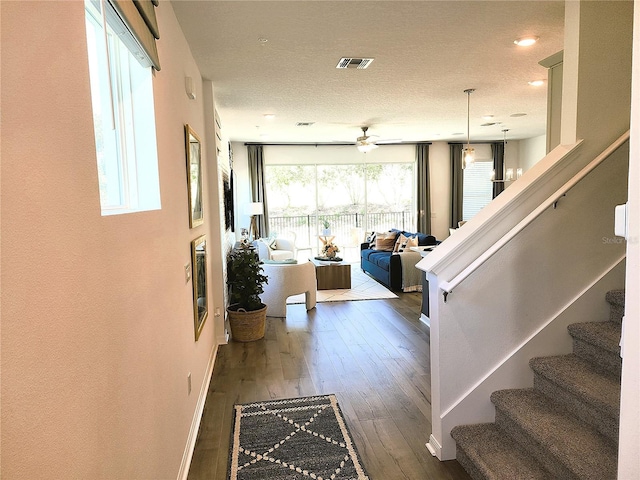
248,145,269,238
492,141,505,198
450,144,464,228
416,143,431,234
107,0,161,69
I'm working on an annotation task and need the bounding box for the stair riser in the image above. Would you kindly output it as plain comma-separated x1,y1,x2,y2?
572,339,622,376
609,303,624,323
455,448,487,480
533,375,619,444
494,409,578,480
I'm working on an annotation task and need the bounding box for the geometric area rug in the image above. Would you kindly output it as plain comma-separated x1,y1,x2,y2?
228,394,370,479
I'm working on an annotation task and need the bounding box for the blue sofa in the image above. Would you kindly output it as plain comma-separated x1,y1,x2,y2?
360,229,437,291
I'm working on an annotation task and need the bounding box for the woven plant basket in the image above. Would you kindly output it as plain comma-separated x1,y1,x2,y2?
227,303,267,342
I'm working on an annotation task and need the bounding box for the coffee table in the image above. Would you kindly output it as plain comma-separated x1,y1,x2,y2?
310,258,351,290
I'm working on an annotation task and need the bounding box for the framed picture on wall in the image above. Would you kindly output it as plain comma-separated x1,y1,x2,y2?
191,234,208,341
185,124,204,228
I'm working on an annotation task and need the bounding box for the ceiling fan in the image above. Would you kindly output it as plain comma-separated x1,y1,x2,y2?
355,126,401,152
356,127,378,152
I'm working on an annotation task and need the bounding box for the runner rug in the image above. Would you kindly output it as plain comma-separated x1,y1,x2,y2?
228,394,370,480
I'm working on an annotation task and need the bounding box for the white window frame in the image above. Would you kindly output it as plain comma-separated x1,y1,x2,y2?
85,0,160,216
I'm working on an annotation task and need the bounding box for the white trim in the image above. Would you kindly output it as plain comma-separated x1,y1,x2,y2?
419,313,430,327
426,434,442,458
177,344,219,480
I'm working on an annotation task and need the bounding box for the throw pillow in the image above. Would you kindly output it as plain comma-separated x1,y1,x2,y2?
395,234,419,252
374,232,397,251
364,231,376,247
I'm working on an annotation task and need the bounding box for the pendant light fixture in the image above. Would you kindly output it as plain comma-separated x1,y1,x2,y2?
462,88,475,169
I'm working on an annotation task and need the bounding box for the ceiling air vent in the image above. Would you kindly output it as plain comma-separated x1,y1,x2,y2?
296,122,315,127
336,58,374,69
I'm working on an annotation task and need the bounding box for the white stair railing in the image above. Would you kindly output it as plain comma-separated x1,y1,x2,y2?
440,130,630,300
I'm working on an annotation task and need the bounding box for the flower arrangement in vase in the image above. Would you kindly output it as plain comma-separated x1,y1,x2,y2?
321,242,340,259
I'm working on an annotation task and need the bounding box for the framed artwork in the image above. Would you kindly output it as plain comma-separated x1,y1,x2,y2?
185,124,204,228
191,234,208,341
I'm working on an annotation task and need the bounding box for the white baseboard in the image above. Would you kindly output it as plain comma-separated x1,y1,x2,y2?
177,344,219,480
419,313,430,327
426,434,442,458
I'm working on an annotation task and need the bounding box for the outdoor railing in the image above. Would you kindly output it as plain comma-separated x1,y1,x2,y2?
268,211,413,253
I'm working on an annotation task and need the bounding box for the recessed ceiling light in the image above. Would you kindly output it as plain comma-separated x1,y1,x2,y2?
510,113,527,117
482,115,494,120
514,36,539,47
263,114,275,120
528,80,545,87
258,37,268,44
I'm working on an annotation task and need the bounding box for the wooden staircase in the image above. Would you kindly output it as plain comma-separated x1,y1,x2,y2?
451,290,624,480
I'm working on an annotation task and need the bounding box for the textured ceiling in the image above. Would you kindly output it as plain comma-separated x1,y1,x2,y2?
171,1,565,144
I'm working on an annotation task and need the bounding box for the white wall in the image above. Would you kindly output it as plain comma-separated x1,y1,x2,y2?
427,142,451,240
1,2,223,478
518,135,547,171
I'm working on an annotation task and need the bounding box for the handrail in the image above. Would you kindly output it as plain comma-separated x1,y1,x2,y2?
440,130,630,299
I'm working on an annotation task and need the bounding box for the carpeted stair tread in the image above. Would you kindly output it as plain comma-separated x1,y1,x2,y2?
491,388,617,480
451,423,551,480
567,321,621,354
529,354,620,418
605,289,625,308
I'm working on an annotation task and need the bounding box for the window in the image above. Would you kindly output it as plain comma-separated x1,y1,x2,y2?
462,160,493,221
85,0,160,215
264,161,415,255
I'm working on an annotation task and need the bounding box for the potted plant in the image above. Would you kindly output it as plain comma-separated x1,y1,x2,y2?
321,218,331,235
226,245,269,342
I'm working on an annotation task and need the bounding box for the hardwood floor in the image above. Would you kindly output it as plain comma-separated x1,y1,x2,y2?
187,292,471,480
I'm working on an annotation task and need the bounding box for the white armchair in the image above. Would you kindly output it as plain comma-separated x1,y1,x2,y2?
261,261,317,317
254,237,295,261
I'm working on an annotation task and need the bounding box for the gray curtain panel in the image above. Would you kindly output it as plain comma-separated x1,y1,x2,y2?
492,141,505,198
247,144,269,238
416,143,431,234
450,143,464,228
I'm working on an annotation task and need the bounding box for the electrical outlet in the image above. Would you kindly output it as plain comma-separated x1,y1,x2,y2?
185,264,191,283
187,373,192,395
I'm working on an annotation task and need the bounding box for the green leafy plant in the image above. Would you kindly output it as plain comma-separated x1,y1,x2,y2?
321,218,330,229
227,247,268,311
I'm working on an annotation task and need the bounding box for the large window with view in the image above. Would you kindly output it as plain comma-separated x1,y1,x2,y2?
462,160,493,222
84,0,161,215
265,162,415,260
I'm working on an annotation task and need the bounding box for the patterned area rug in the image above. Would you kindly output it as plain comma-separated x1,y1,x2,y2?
228,395,370,480
287,264,398,304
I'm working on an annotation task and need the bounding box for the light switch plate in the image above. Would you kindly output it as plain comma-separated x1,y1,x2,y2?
614,203,628,238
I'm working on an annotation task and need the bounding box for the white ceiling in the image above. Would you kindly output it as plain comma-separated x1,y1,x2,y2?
171,1,565,145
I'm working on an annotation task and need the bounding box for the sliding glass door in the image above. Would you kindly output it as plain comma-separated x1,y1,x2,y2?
265,162,415,259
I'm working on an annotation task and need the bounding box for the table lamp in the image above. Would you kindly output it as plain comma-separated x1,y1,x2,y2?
247,202,264,240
